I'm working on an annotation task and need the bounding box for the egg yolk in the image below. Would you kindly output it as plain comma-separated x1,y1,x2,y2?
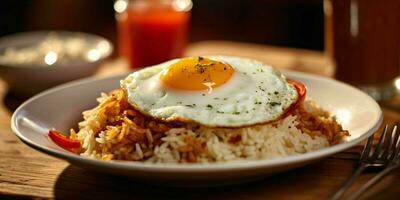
161,57,234,91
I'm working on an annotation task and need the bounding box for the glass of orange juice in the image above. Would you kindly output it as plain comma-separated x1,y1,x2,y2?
114,0,192,68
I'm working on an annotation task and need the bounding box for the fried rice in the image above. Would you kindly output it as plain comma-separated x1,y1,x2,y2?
71,89,349,163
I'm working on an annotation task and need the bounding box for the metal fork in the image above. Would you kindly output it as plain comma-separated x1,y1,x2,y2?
347,126,400,200
330,125,398,200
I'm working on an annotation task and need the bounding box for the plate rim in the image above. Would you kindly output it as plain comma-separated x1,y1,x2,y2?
11,70,383,173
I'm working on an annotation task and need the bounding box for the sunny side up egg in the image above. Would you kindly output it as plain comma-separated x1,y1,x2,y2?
121,56,299,127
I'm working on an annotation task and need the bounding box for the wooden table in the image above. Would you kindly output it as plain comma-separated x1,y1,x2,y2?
1,42,399,199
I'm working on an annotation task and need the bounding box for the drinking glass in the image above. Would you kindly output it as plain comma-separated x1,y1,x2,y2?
115,0,192,68
324,0,400,101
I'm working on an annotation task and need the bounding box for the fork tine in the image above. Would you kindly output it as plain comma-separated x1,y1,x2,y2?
370,125,389,160
360,132,376,160
391,126,398,147
388,126,399,160
394,128,400,160
384,126,398,159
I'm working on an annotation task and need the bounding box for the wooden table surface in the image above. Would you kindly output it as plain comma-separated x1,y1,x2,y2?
1,42,399,200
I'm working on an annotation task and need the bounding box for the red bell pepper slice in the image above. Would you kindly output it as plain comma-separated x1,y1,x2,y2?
48,130,81,150
288,79,307,105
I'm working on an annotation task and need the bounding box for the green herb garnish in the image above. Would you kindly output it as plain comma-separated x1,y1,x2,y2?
269,102,281,106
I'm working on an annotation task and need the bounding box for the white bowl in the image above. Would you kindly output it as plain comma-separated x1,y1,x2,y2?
0,31,113,95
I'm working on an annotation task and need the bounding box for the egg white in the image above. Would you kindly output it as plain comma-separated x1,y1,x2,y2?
121,56,298,127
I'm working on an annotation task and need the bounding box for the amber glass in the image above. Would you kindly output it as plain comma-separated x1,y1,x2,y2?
325,0,400,86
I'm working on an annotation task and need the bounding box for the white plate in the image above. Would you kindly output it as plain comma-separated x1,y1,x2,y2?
11,70,382,186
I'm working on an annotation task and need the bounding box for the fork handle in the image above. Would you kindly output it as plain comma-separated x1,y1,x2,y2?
347,164,399,200
329,164,367,200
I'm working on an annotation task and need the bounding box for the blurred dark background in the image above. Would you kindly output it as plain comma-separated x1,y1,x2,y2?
0,0,324,54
